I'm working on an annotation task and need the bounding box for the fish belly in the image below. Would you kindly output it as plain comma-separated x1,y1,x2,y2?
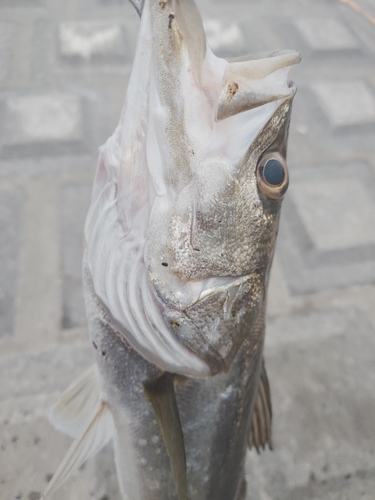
84,263,263,500
176,338,263,500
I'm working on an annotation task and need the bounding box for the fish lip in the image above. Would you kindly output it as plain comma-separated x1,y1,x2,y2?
216,49,301,122
195,274,253,304
153,272,259,313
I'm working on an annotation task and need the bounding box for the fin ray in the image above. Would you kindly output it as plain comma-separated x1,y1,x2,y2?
42,401,114,500
144,373,187,500
249,359,273,452
50,364,100,439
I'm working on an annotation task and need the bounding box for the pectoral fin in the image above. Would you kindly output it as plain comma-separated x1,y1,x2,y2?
249,359,273,453
49,364,100,438
143,373,187,500
41,401,114,500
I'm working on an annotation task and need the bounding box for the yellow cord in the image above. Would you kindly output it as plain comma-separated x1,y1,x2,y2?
339,0,375,27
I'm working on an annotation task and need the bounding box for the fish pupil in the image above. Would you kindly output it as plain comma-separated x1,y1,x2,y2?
263,159,285,186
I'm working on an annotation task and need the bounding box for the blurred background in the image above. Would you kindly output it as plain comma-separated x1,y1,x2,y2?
0,0,375,499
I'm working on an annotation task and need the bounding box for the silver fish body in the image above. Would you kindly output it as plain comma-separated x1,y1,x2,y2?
84,264,264,499
42,1,300,499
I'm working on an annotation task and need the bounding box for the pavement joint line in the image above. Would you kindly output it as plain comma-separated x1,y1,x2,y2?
246,452,273,500
14,178,62,346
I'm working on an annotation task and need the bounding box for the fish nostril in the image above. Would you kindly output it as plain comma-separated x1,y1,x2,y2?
162,262,168,267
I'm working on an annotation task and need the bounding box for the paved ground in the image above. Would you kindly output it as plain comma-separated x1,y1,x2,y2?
0,0,375,499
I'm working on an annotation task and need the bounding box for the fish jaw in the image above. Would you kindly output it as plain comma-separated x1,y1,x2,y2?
84,0,300,376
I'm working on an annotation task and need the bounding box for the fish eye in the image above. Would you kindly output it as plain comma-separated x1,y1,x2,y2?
257,153,289,201
263,158,285,186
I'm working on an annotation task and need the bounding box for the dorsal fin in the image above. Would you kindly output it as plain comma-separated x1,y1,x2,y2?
143,373,187,500
41,401,114,500
49,364,100,439
249,359,273,453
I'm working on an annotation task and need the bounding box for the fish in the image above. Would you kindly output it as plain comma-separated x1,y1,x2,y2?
41,1,300,499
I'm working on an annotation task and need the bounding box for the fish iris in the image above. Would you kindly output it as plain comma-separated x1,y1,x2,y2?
263,159,285,186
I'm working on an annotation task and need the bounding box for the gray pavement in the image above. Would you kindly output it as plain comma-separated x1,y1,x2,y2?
0,0,375,499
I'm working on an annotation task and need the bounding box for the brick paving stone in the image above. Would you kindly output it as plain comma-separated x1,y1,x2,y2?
278,162,375,294
294,18,359,51
3,94,83,145
288,84,375,170
0,188,23,339
0,0,374,498
0,344,93,399
1,93,87,158
34,19,135,85
59,21,127,62
251,307,375,499
287,471,375,500
312,80,375,127
0,0,42,5
290,177,375,250
0,344,118,500
1,416,119,500
61,183,93,329
0,23,13,83
204,19,245,56
265,306,350,348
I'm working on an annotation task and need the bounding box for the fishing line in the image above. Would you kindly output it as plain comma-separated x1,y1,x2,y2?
338,0,375,27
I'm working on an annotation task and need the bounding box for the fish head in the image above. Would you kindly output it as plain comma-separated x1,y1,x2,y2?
85,0,300,376
165,91,293,286
143,1,300,372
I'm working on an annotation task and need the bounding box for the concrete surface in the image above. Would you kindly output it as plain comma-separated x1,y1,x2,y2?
0,0,374,499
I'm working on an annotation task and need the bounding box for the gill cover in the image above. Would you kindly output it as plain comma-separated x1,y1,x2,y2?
85,0,300,376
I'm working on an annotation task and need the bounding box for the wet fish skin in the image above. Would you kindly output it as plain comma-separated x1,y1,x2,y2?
84,264,264,500
42,0,300,499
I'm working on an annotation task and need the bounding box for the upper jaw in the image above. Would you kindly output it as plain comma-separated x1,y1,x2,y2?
216,50,301,121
